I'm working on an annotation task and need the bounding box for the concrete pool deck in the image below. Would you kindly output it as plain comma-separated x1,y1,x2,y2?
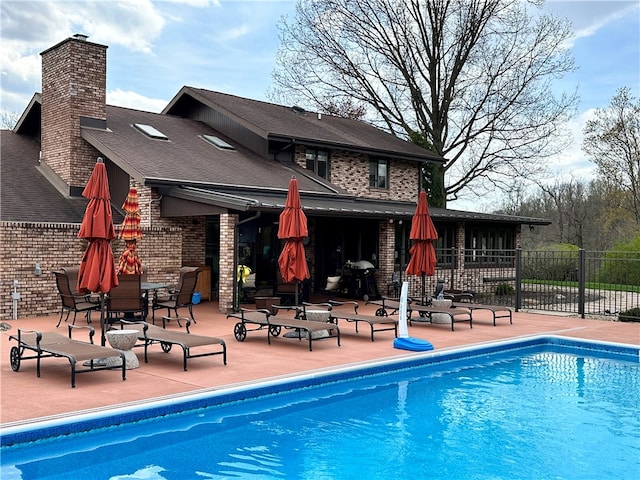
2,300,639,427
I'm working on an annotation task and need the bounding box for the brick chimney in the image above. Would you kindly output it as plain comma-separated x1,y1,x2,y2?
40,34,108,195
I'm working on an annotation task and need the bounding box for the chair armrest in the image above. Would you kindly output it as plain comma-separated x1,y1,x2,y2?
68,324,96,342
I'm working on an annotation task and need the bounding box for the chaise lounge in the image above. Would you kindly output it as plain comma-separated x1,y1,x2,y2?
119,319,226,371
326,300,398,341
228,307,340,351
368,296,473,331
9,325,126,388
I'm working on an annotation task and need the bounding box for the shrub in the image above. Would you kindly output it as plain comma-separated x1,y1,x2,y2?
596,235,640,286
619,307,640,322
495,283,515,296
522,244,579,281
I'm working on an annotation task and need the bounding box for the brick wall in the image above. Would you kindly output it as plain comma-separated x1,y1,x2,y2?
218,213,238,312
293,147,420,202
377,219,395,292
0,222,182,321
41,37,107,191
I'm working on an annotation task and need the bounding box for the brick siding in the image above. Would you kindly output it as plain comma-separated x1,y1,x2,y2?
293,147,419,202
0,222,182,321
41,37,107,190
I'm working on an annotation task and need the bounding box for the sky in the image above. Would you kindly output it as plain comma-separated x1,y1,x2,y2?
1,0,639,212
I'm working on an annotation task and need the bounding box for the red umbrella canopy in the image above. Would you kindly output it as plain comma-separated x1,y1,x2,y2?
409,191,438,241
278,240,310,284
77,159,118,294
406,191,438,277
118,187,142,242
277,177,310,283
77,161,116,241
278,177,308,240
118,187,143,275
118,240,143,275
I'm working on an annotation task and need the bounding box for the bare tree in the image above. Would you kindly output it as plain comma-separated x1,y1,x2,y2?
1,111,20,129
583,87,640,224
270,0,577,206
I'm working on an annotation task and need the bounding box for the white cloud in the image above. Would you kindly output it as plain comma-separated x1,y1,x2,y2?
161,0,220,6
545,1,640,49
545,109,597,181
107,89,168,113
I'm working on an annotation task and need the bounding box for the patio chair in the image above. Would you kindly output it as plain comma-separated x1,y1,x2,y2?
152,268,200,325
53,270,101,328
106,274,145,323
60,266,81,295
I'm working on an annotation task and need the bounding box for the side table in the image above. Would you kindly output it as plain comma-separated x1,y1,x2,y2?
304,309,331,339
106,329,140,369
430,299,453,324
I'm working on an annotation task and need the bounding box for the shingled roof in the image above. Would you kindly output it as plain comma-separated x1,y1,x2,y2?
81,105,345,196
164,87,444,163
0,130,123,224
2,92,549,227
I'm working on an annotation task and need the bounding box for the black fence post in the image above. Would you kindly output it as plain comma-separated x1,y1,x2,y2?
515,246,522,311
450,247,456,291
578,249,586,318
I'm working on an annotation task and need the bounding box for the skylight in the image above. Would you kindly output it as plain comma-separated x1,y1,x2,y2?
133,123,169,140
202,134,236,151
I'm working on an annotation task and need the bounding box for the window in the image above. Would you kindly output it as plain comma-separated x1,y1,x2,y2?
201,134,235,151
305,148,329,179
434,225,456,266
133,123,168,140
464,225,515,266
369,158,388,188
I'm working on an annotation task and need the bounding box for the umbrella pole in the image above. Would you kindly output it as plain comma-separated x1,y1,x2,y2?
421,275,426,304
295,280,299,306
100,293,106,346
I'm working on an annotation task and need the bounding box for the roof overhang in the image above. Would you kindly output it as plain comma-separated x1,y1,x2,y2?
268,134,442,164
156,185,551,225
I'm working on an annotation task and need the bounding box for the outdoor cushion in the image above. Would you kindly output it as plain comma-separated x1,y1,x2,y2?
325,276,341,291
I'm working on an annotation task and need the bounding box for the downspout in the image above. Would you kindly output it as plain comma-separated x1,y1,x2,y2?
233,211,261,312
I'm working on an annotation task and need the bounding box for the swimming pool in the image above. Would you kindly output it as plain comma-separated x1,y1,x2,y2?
2,335,639,479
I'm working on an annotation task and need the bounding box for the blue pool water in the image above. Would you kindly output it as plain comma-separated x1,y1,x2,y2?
2,336,639,480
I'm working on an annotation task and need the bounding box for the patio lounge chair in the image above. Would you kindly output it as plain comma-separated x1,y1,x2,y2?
227,307,340,351
327,300,398,341
119,319,226,371
53,270,101,328
368,296,472,331
9,325,126,388
460,304,513,326
408,302,473,331
366,296,404,317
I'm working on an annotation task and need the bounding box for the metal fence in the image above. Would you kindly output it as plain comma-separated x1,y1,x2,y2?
399,248,640,321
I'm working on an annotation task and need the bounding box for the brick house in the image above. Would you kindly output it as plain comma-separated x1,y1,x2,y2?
0,35,549,320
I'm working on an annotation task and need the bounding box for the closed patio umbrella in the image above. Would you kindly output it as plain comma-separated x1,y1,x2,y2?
395,190,436,352
277,176,310,306
405,190,438,303
78,158,118,345
117,187,143,275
